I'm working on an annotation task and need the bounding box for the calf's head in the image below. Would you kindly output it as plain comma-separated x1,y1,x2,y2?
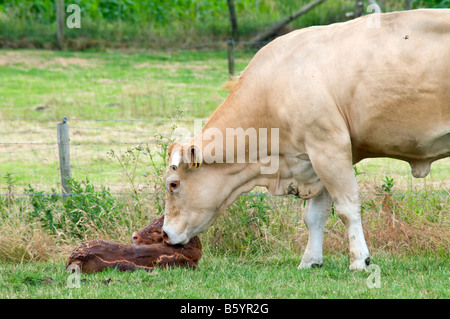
132,215,164,245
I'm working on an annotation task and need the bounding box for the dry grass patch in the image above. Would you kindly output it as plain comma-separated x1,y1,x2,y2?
0,220,60,262
0,51,96,70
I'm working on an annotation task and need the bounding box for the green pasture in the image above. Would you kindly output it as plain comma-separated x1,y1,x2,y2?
0,254,448,299
0,49,245,119
0,49,252,192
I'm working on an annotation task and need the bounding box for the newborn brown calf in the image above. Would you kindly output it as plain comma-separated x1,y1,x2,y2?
66,215,202,274
131,214,166,245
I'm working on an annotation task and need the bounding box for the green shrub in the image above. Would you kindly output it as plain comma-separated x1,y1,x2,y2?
24,178,124,239
24,186,61,233
62,177,124,237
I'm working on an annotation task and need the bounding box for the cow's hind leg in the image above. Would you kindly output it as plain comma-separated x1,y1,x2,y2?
298,188,332,269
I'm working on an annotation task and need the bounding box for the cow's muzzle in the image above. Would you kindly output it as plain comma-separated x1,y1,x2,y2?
162,225,189,245
162,230,171,245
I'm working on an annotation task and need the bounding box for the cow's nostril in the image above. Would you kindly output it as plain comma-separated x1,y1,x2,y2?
162,231,171,244
132,232,138,243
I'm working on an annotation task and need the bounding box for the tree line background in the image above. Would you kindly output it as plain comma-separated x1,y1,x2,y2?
0,0,448,50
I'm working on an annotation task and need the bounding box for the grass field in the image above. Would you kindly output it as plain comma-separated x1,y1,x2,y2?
1,254,448,299
0,48,248,191
0,48,449,299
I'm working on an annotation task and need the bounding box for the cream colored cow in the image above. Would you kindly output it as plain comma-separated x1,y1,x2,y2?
162,9,450,270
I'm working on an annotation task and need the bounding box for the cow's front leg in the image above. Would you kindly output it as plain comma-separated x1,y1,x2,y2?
298,188,332,269
315,172,370,270
306,133,370,270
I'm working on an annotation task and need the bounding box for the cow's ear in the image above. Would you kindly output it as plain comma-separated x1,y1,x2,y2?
168,142,179,158
168,142,183,170
187,144,203,168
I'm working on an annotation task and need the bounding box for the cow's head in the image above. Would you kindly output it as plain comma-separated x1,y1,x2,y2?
161,141,257,245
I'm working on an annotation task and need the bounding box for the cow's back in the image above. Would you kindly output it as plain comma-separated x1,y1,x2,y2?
243,9,450,167
336,10,450,163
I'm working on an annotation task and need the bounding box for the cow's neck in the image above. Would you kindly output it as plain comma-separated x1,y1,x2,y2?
216,158,324,214
197,86,322,211
197,84,323,209
203,85,268,134
199,83,280,163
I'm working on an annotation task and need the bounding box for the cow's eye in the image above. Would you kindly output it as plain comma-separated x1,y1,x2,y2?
168,180,180,193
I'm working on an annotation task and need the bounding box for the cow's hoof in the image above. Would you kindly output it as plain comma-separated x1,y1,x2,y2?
298,260,323,270
349,257,370,271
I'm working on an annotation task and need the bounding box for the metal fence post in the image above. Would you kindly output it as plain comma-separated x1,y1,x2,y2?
57,117,71,200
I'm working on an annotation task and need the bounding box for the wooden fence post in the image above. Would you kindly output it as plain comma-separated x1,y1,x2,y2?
57,117,71,200
405,0,412,10
56,0,66,50
227,0,239,43
355,0,364,18
227,38,235,78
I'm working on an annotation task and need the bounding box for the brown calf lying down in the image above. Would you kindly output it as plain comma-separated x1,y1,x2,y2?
66,215,202,274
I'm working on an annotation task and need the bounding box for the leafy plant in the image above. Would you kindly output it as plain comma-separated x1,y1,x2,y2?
413,0,450,8
24,185,61,233
353,165,365,177
248,195,270,223
63,177,124,237
379,175,395,193
25,178,124,239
